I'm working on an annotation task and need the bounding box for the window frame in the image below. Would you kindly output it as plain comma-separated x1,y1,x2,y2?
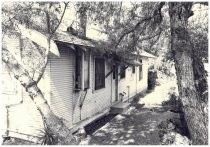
113,65,116,79
139,59,143,81
75,48,82,89
94,57,105,90
120,65,126,79
132,66,135,74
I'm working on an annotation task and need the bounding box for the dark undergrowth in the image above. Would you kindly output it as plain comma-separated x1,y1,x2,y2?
158,92,191,145
85,114,118,135
2,137,38,145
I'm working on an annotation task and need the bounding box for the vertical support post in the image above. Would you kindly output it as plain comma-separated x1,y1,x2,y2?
115,64,118,101
127,86,130,102
81,51,84,90
136,66,138,94
89,50,91,88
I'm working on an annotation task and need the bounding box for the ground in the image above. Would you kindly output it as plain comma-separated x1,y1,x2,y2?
80,106,180,145
78,72,190,145
2,72,190,145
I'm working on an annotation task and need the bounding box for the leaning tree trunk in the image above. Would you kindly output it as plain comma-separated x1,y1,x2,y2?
169,2,208,145
2,48,77,145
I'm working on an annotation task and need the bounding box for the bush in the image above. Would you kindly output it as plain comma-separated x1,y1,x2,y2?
148,69,158,90
38,124,58,145
162,92,181,113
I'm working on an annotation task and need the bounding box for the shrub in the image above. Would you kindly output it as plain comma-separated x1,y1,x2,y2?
38,124,58,145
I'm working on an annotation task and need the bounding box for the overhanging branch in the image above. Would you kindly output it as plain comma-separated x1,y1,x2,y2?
114,2,165,49
36,2,69,84
194,2,208,6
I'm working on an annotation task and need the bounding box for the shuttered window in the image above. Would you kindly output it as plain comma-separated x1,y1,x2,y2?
113,65,116,79
95,58,105,90
120,65,126,79
132,66,135,73
139,59,143,81
75,49,82,89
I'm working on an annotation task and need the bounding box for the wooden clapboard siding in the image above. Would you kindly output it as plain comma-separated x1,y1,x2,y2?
118,58,149,102
72,91,83,124
8,100,43,136
73,52,112,123
2,33,22,62
20,63,50,137
118,66,131,101
20,38,50,137
2,63,23,136
129,66,137,98
136,57,149,94
111,65,116,103
49,44,74,126
81,54,112,120
2,35,45,138
3,33,151,140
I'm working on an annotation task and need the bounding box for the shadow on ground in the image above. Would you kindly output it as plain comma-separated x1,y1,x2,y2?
81,93,178,145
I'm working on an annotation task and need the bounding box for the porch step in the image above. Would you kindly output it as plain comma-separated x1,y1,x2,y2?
110,102,130,114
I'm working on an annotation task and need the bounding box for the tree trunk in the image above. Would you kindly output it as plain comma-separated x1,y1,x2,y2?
169,2,208,144
77,3,87,38
2,48,77,145
192,52,208,103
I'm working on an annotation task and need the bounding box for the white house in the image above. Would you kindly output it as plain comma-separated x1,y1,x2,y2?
1,31,156,143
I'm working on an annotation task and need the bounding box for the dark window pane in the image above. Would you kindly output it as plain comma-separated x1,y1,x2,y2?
95,58,105,90
120,65,126,79
132,66,135,73
75,49,82,89
113,65,116,79
139,65,143,81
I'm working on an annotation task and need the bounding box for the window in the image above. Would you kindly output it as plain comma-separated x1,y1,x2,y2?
120,65,126,79
139,59,143,81
132,66,135,73
95,58,105,90
113,65,116,79
75,49,82,89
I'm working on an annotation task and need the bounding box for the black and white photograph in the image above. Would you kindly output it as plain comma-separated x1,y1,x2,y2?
1,0,208,145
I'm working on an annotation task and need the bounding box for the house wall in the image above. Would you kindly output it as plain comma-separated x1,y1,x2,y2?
118,57,149,102
1,35,49,139
72,51,112,124
118,66,135,101
111,66,117,103
2,34,151,141
48,44,75,128
136,57,149,94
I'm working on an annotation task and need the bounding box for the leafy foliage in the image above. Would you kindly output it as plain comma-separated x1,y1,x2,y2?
2,2,65,34
38,124,58,145
74,2,166,53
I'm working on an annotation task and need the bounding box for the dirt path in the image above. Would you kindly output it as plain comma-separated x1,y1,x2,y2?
79,75,180,145
80,96,179,144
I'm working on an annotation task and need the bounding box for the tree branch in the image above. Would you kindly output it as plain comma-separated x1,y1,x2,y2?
2,48,36,88
114,16,152,49
114,2,165,49
35,2,69,84
194,2,208,6
138,27,162,42
50,2,69,36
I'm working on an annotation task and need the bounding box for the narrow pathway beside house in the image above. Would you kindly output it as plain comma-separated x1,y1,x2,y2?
79,74,182,145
